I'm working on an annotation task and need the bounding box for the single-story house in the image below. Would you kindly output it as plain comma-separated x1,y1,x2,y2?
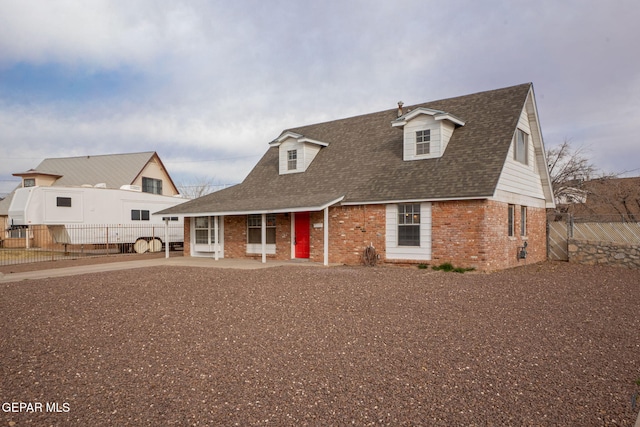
158,83,555,270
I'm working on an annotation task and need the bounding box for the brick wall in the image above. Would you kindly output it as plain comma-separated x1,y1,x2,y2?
318,205,386,265
183,218,191,256
432,199,546,270
181,200,547,270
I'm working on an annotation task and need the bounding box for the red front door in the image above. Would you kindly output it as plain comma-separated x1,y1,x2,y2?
294,212,310,259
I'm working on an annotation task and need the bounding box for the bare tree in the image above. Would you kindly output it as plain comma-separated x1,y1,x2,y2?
546,139,598,205
177,177,226,200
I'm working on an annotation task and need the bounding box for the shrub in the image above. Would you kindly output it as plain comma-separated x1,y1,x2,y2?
432,262,475,273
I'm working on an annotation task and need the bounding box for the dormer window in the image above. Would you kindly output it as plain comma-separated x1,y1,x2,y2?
287,150,297,170
392,107,464,162
514,129,528,165
23,178,35,187
416,130,430,155
270,131,328,175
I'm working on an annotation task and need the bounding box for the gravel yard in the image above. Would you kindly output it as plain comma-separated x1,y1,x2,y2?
1,262,639,426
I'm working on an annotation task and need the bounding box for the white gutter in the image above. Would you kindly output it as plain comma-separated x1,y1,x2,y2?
156,196,345,217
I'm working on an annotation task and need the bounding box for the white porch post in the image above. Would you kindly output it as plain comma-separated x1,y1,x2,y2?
261,213,267,263
213,216,219,261
324,206,329,266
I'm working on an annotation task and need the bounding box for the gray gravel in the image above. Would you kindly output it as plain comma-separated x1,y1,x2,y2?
1,262,639,426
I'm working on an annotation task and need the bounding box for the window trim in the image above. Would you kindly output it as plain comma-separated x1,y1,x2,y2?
287,150,297,171
247,214,276,244
398,203,421,246
520,206,527,237
514,129,528,165
416,129,431,156
508,204,515,237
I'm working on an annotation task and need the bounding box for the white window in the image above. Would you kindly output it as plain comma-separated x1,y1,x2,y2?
247,214,276,244
508,204,515,237
514,129,528,165
195,216,221,244
398,203,421,246
287,150,297,170
520,206,527,236
416,130,430,155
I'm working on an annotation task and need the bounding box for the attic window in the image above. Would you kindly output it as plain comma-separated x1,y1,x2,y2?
287,150,297,170
142,177,162,195
416,130,430,155
514,129,528,165
24,178,35,187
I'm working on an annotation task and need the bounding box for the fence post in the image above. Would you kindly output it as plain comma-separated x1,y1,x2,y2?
568,214,574,239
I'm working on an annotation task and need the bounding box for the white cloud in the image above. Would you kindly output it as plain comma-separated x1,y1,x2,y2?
0,0,207,69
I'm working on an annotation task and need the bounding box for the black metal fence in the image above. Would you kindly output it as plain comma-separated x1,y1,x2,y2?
1,223,184,266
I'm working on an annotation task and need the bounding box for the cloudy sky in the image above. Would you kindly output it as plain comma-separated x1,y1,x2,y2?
1,0,639,197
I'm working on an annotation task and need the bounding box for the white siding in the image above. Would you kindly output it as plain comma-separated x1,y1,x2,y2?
190,216,225,258
495,107,546,201
403,116,455,161
279,138,304,175
304,144,321,170
278,138,322,174
385,203,432,261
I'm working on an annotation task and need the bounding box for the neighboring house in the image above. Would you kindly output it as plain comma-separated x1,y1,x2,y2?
0,151,179,231
158,83,555,271
557,176,640,221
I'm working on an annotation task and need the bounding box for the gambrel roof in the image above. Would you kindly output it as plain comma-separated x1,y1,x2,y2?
161,83,549,216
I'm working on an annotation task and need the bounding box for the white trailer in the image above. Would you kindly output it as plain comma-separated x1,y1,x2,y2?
8,185,186,253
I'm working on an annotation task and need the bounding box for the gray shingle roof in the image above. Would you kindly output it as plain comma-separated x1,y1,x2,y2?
161,83,533,215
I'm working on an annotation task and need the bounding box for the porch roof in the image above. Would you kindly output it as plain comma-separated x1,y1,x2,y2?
156,187,344,216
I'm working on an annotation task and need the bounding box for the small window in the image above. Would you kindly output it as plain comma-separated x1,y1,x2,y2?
287,150,297,170
520,206,527,236
56,197,72,207
24,178,35,187
514,129,528,165
247,214,276,244
508,204,515,237
398,203,420,246
416,130,430,155
142,177,163,195
131,210,150,221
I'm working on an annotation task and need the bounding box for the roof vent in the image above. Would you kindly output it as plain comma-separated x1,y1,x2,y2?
397,101,404,117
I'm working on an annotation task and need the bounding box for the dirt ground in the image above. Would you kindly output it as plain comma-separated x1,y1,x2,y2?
1,261,639,426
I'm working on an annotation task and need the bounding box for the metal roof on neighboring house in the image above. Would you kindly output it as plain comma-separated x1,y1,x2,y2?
17,151,159,188
159,83,538,216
